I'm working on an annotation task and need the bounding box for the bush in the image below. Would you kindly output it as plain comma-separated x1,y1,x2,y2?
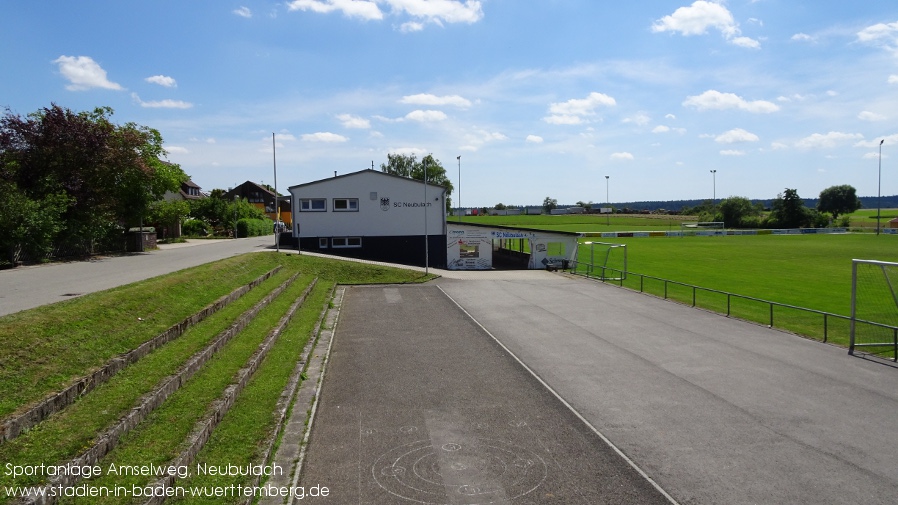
236,218,272,238
182,219,208,237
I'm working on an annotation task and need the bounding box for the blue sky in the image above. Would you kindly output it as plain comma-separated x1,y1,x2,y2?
3,1,898,207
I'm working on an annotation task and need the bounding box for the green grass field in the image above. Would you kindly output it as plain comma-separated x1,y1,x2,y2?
461,213,898,350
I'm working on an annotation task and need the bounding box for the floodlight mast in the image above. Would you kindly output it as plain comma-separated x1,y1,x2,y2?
877,139,884,236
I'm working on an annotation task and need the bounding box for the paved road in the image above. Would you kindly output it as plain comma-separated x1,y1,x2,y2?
299,284,672,504
0,236,276,317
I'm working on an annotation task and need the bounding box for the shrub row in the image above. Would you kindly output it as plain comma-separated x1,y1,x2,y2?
236,218,273,238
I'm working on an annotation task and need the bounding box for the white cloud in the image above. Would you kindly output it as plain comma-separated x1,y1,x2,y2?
610,152,634,161
857,21,898,52
404,109,447,122
652,1,758,48
622,112,651,126
400,21,424,32
683,90,779,113
233,6,252,18
525,135,543,143
771,142,789,150
791,33,815,42
166,146,189,154
145,75,177,87
53,55,123,91
665,113,677,120
400,93,472,108
131,93,193,109
795,131,863,149
301,132,348,142
286,0,484,26
543,115,582,125
549,92,616,115
720,150,746,156
715,128,759,143
731,36,760,49
858,111,886,122
855,134,898,148
889,75,898,84
287,0,383,20
544,92,615,124
652,125,670,133
336,113,371,128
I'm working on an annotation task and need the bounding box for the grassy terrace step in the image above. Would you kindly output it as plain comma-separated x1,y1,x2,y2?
64,275,321,504
0,267,281,444
0,254,288,420
0,270,299,498
0,252,433,503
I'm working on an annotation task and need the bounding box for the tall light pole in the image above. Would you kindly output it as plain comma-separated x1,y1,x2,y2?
877,139,884,235
272,133,280,252
457,155,461,222
710,169,717,204
605,175,610,226
424,156,429,274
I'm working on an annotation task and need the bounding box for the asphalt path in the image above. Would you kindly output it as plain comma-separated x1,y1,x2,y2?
0,236,276,317
298,284,672,504
436,274,898,505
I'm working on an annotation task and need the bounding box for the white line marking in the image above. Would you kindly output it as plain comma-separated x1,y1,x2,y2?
437,285,682,505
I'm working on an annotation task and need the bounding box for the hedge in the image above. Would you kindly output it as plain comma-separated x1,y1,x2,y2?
236,219,272,238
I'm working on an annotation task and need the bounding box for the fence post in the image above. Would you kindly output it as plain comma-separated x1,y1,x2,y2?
692,286,696,307
769,303,774,327
727,294,731,317
823,313,828,343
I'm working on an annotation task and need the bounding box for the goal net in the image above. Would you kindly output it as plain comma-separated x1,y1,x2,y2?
850,259,898,361
575,241,627,281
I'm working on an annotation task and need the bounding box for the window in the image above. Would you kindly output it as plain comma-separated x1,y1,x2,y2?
299,198,326,212
331,237,362,248
319,238,328,248
333,198,359,212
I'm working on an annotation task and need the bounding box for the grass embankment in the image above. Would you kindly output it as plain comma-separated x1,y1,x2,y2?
0,252,432,503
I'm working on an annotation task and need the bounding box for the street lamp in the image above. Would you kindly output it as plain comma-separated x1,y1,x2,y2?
457,155,461,223
710,169,717,204
605,175,610,226
877,139,884,235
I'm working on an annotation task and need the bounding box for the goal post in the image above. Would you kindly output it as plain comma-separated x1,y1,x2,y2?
575,241,627,281
850,259,898,361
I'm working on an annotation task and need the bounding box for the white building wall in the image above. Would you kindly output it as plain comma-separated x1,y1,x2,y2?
289,170,447,237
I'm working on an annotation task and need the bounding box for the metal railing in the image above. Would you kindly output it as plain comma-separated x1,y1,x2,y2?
569,260,898,361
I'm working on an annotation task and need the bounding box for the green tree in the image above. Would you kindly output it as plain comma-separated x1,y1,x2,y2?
543,197,558,213
494,203,507,210
380,153,454,211
817,184,861,221
769,188,809,228
0,104,186,254
716,196,760,228
188,192,267,236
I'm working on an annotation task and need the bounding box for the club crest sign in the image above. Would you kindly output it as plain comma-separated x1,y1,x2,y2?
380,197,390,211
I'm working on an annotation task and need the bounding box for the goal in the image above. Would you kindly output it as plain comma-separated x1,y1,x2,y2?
577,241,627,281
680,221,725,237
850,259,898,361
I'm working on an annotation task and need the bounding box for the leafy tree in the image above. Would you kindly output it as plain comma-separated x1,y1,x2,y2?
817,184,861,221
380,153,454,211
188,192,267,236
543,197,558,213
148,199,190,239
769,188,809,228
715,196,760,228
0,180,70,264
0,103,186,254
494,203,507,210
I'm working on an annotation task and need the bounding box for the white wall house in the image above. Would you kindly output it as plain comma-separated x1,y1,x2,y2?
288,170,448,268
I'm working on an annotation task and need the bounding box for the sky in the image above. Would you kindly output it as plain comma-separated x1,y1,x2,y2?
2,1,898,208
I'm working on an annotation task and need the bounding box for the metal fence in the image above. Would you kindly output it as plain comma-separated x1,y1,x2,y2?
569,260,898,361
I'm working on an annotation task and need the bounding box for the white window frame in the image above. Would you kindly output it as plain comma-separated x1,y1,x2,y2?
319,238,328,248
299,198,326,212
331,237,362,248
332,198,359,212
